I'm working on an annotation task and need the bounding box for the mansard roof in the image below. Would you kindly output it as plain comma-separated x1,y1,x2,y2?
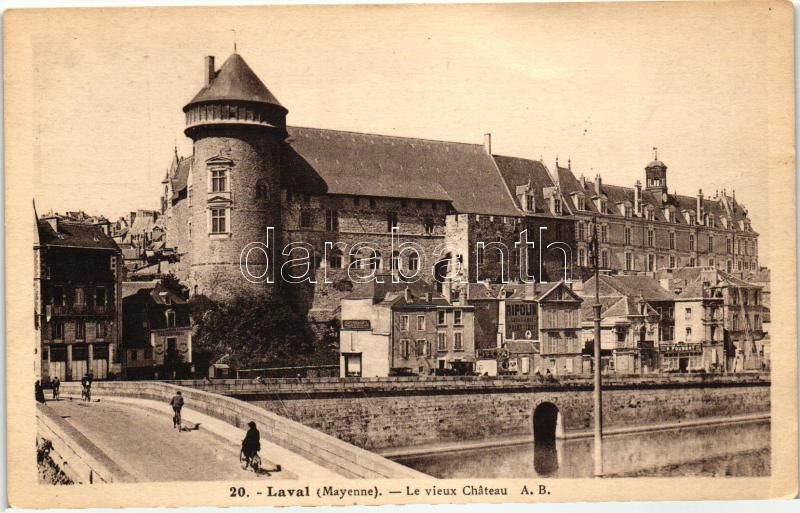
186,53,285,109
282,126,522,216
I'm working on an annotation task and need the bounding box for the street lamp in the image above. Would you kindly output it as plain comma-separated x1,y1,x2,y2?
589,215,604,477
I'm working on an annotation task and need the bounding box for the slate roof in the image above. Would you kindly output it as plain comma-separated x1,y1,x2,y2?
185,53,285,110
492,155,558,215
582,274,673,302
282,127,521,215
37,220,119,251
171,157,192,199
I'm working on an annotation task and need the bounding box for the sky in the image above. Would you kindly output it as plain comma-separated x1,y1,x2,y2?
18,2,792,267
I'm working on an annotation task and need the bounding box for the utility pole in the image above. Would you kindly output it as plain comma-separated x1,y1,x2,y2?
591,215,604,477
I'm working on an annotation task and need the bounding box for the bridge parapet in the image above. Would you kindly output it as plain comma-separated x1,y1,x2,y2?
36,403,134,484
168,372,771,396
59,381,426,479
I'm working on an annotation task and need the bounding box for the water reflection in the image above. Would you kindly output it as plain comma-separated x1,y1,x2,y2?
533,440,559,476
395,419,770,478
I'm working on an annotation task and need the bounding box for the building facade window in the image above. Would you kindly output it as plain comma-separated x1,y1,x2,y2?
416,315,426,331
96,321,106,339
647,254,655,272
400,339,412,359
188,220,192,241
166,310,176,328
647,228,655,248
300,210,313,229
601,249,609,269
669,232,676,250
74,287,85,306
408,253,419,271
75,321,86,340
211,169,227,192
210,208,227,233
52,286,64,306
685,327,692,342
685,308,692,320
708,235,714,252
577,222,585,241
553,198,562,214
625,252,633,271
624,205,633,218
600,225,608,243
689,233,695,251
453,310,462,325
437,310,446,325
387,212,398,232
325,210,339,231
417,339,429,357
421,217,435,235
437,332,447,351
329,250,343,269
578,248,586,266
669,255,676,268
624,226,632,245
400,315,410,331
52,322,64,340
391,251,400,271
453,332,464,351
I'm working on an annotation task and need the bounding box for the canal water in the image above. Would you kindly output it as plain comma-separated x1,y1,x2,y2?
394,419,770,478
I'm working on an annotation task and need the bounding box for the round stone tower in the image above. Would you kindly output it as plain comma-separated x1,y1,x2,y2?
183,53,287,298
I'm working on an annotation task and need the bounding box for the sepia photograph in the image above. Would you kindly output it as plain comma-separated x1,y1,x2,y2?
4,1,797,508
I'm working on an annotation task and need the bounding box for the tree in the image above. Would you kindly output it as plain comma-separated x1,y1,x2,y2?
161,271,189,299
189,294,335,370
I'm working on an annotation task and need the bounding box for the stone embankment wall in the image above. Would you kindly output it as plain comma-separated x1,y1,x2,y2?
59,381,425,478
172,374,770,451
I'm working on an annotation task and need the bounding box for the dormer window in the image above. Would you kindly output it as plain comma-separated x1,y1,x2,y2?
574,195,585,211
553,198,562,214
624,205,633,218
645,206,655,221
521,191,536,212
595,198,607,213
688,212,696,225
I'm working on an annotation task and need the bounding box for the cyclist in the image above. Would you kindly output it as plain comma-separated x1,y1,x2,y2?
80,374,91,402
241,421,261,468
170,391,184,431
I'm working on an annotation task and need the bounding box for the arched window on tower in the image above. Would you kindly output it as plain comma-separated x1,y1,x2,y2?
255,179,269,199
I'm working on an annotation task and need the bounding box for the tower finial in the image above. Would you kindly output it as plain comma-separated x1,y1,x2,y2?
653,146,658,161
230,29,238,53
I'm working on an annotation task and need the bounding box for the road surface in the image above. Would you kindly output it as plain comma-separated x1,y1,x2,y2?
46,398,331,481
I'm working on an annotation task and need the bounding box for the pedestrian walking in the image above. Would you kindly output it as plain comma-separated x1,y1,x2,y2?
51,377,60,400
35,380,46,404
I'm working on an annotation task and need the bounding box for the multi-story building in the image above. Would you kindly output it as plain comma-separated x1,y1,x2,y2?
553,160,759,277
122,283,193,379
660,267,767,371
463,281,583,376
339,279,475,377
580,274,676,373
34,213,123,381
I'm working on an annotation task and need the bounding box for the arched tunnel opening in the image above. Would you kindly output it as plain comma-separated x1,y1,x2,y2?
533,402,560,442
532,402,560,476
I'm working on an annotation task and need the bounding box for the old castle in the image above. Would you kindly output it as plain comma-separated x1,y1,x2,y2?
160,52,760,324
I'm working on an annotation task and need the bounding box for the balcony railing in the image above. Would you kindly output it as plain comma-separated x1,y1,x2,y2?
49,304,113,316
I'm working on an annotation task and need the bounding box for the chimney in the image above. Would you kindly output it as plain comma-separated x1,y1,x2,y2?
423,292,432,303
205,56,216,86
404,286,410,302
483,133,492,154
594,174,602,196
634,180,642,215
696,189,704,223
580,174,586,189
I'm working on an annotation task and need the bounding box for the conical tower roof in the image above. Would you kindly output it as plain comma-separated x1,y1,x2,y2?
185,53,284,110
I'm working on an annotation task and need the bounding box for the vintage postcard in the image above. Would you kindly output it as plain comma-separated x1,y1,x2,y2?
5,1,797,508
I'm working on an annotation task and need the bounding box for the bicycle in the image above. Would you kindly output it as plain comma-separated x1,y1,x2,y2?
81,385,91,402
239,449,262,472
173,407,182,431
